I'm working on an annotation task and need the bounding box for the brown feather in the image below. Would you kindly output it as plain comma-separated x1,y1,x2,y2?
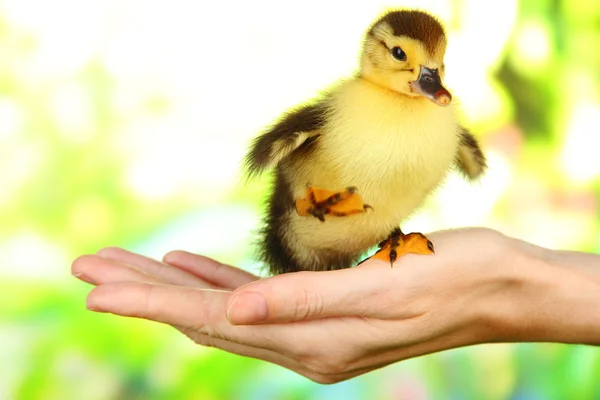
369,10,446,55
244,101,329,179
455,126,487,180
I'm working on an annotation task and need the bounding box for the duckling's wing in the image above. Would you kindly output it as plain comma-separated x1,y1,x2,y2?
244,101,329,178
454,126,487,180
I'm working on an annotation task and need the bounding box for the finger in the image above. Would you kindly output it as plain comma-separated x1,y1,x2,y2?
86,282,285,350
163,250,258,290
226,262,426,325
97,247,215,288
72,254,161,285
86,282,231,335
87,281,386,383
83,280,293,366
86,282,335,358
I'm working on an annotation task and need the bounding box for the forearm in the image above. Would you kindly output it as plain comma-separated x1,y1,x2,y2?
488,239,600,345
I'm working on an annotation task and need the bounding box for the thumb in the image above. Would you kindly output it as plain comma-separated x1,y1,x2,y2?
226,264,397,325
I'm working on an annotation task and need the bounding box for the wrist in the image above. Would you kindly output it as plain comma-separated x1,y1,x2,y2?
485,239,600,345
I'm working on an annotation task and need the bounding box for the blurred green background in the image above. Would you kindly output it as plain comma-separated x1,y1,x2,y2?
2,0,599,398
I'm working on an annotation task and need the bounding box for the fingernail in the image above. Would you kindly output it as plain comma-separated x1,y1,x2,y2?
86,299,101,312
96,247,117,257
73,272,95,285
227,292,268,325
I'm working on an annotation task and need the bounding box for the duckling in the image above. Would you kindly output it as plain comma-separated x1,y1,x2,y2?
244,9,486,275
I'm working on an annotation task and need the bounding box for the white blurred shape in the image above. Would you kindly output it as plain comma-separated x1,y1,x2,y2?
120,115,243,200
134,206,258,262
379,0,452,18
439,151,512,225
0,141,45,208
514,21,551,69
561,101,600,184
55,352,121,400
0,231,69,279
2,0,104,77
0,99,24,141
442,0,517,127
457,0,517,67
403,151,512,233
0,327,32,400
50,83,95,142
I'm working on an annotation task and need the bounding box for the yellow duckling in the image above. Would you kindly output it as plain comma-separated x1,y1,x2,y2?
244,9,486,274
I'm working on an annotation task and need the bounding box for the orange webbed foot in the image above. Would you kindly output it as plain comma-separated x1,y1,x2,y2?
295,186,372,222
370,228,435,267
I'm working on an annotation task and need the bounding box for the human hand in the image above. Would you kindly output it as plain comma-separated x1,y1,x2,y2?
74,246,391,382
72,228,600,383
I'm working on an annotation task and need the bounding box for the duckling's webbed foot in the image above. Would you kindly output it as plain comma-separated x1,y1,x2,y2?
295,186,372,222
368,228,435,267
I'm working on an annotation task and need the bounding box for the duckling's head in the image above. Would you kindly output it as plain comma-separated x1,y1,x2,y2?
360,10,452,106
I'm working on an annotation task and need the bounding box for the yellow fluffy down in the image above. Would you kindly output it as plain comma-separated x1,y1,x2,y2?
282,78,460,261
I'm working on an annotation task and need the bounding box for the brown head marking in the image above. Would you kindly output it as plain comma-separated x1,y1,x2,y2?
369,10,446,55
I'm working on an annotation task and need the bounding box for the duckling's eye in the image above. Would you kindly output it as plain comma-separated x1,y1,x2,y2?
391,47,407,61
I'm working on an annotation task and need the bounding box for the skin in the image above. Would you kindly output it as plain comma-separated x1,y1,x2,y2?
72,228,600,384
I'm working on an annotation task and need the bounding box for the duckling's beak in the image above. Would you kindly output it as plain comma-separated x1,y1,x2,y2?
410,66,452,106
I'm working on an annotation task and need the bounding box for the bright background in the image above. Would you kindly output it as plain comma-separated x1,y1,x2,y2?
2,0,600,398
